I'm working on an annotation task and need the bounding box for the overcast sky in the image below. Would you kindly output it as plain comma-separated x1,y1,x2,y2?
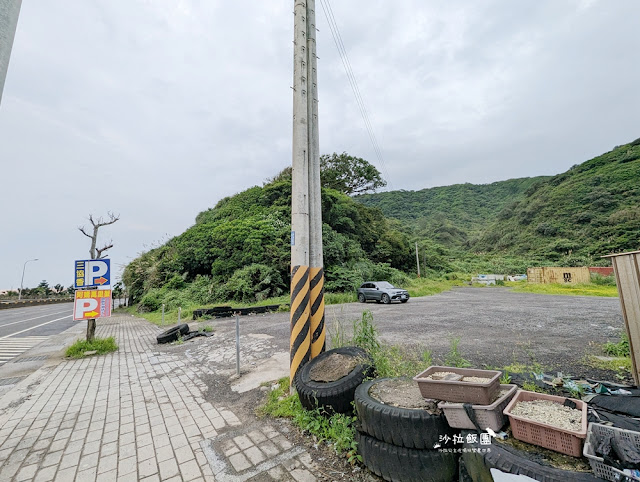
1,0,639,290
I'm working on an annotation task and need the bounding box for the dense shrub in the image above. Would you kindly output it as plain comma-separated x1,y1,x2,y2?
221,264,284,303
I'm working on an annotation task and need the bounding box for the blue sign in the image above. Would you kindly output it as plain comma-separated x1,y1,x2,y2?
74,259,111,289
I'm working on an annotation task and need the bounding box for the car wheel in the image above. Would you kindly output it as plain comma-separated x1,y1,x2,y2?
400,299,408,303
461,430,601,481
294,346,375,414
356,431,458,482
358,293,366,303
156,323,189,344
355,378,455,449
381,293,390,304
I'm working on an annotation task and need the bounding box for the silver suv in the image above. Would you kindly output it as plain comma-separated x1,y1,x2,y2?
357,281,410,304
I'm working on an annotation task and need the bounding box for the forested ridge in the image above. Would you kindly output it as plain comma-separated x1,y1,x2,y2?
123,139,640,306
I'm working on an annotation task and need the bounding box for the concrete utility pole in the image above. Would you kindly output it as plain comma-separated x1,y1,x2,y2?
290,0,325,385
0,0,22,106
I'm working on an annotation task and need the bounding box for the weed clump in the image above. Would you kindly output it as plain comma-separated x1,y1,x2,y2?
66,337,118,358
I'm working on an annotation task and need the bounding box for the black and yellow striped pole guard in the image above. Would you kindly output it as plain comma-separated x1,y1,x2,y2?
309,266,325,358
290,265,311,383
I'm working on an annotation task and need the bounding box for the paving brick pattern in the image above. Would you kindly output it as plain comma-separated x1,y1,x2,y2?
0,316,319,481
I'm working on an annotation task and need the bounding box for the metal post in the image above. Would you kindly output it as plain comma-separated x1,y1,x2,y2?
178,307,181,324
162,304,165,324
18,258,38,300
235,313,240,377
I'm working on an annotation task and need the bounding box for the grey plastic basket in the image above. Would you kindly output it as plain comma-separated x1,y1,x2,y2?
583,423,640,482
438,384,517,431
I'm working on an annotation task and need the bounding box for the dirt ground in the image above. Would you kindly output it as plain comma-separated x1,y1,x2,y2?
154,287,629,480
212,287,626,381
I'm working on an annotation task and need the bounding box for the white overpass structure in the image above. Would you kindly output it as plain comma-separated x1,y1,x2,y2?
0,0,21,105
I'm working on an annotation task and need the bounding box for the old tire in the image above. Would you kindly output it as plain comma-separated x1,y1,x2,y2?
461,431,602,482
358,293,366,303
382,293,391,304
401,299,408,303
356,431,458,482
355,378,455,449
156,323,189,344
294,346,375,414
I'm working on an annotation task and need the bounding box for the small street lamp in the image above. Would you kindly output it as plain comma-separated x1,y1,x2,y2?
18,258,38,300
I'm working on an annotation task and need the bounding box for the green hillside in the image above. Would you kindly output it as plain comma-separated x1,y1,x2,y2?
474,139,640,263
123,180,412,307
355,177,549,248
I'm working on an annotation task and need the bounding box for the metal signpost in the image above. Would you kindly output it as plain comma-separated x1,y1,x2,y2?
74,259,111,289
73,289,112,321
73,259,112,322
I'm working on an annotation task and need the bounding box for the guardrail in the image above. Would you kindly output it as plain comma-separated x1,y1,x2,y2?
0,298,74,310
192,304,283,320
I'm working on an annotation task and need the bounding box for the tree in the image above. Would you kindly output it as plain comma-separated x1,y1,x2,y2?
320,152,387,195
36,280,51,297
78,212,120,341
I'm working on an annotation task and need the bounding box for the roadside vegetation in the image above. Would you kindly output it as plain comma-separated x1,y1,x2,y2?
65,336,118,358
119,276,465,326
508,281,618,297
583,332,632,380
258,311,477,463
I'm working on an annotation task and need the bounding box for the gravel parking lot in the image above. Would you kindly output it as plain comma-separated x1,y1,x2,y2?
223,287,625,378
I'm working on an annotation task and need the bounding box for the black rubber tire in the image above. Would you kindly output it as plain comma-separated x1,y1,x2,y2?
294,346,375,414
156,323,189,344
401,299,408,303
358,293,366,303
356,431,458,482
355,378,456,449
460,431,602,482
382,293,391,304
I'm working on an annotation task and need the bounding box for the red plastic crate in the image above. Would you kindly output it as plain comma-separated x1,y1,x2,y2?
503,390,587,457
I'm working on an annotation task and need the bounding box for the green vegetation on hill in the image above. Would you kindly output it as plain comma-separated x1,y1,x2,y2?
474,140,640,263
123,179,412,309
123,139,640,310
356,177,549,248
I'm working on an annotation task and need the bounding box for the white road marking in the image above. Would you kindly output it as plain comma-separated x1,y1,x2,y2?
0,309,72,329
0,336,49,365
0,315,73,340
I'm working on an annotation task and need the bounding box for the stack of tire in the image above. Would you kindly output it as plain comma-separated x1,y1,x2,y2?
354,378,459,482
294,346,375,414
156,323,189,344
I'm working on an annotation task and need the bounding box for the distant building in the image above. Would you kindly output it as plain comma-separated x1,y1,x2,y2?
589,267,614,277
526,267,590,284
472,274,505,286
0,0,22,105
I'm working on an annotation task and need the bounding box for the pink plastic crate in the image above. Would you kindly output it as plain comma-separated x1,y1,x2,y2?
503,390,587,457
438,384,517,431
413,366,501,404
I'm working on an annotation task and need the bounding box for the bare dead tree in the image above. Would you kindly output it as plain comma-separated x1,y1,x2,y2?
78,212,120,259
78,212,120,341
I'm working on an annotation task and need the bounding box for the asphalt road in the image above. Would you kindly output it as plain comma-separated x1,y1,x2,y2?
0,303,75,338
213,287,626,376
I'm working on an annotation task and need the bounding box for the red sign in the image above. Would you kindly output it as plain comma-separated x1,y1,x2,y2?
74,289,112,320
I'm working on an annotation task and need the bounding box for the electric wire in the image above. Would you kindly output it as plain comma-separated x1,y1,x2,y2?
318,0,394,190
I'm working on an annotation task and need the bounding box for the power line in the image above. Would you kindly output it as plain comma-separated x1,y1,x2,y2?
318,0,394,190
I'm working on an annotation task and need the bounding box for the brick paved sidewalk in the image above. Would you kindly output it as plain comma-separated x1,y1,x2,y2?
0,315,320,481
